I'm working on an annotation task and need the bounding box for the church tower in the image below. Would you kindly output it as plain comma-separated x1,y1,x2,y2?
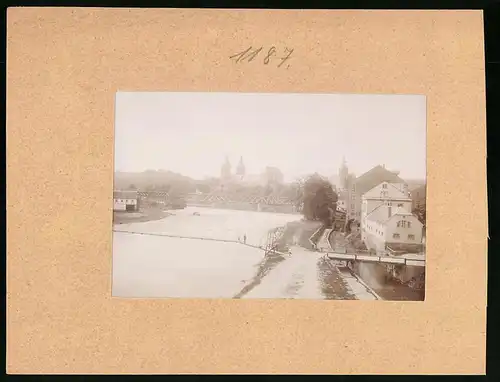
339,156,349,190
236,156,246,179
221,156,231,179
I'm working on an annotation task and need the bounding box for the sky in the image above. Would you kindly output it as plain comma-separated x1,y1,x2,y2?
114,92,426,182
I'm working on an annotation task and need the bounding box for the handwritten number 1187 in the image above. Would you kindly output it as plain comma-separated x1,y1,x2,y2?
230,46,294,68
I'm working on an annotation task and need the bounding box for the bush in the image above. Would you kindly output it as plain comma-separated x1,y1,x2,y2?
300,174,338,226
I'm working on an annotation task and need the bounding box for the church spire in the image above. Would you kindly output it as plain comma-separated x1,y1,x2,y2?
236,156,245,177
221,156,231,179
339,155,349,190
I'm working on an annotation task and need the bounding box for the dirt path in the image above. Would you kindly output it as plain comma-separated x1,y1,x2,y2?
239,248,324,299
233,252,288,298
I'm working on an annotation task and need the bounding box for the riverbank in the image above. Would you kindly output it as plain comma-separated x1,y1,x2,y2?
113,208,174,225
351,262,425,301
328,230,424,301
257,220,358,300
317,257,357,300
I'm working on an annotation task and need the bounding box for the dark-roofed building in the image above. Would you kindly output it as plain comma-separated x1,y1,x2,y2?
113,190,138,212
347,165,408,221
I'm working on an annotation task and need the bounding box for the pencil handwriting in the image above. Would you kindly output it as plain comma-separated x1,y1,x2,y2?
230,46,294,69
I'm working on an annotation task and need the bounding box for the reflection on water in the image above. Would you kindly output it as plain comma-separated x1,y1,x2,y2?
352,262,425,301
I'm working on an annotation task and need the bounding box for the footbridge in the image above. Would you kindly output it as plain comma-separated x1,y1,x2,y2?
317,229,426,267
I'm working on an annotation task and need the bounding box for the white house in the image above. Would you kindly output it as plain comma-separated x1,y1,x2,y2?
113,190,138,212
360,182,422,253
363,205,423,253
361,181,412,240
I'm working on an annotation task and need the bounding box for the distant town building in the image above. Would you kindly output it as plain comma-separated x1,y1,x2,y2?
113,190,138,212
221,156,232,180
236,156,246,179
217,157,284,191
338,156,349,190
335,157,356,216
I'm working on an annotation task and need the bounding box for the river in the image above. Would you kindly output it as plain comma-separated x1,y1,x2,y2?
112,207,303,298
112,206,383,300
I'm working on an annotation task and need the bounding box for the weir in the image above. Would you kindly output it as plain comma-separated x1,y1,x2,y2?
113,229,290,256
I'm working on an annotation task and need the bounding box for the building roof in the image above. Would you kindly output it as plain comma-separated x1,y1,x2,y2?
113,190,138,199
366,205,415,224
391,208,413,217
354,165,406,195
366,204,390,224
362,181,411,200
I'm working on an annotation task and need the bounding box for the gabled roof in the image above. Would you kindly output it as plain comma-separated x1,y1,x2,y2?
366,204,390,224
366,205,416,225
354,165,406,194
363,181,410,200
391,207,413,217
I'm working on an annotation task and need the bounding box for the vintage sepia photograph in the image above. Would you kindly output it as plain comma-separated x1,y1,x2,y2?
112,92,426,301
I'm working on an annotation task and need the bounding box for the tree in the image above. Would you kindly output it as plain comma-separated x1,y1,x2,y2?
300,174,338,226
413,203,426,226
195,183,211,194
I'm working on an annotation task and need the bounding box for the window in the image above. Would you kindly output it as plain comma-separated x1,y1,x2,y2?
393,233,400,239
397,221,400,227
382,183,388,189
408,222,412,228
398,203,404,208
408,234,415,240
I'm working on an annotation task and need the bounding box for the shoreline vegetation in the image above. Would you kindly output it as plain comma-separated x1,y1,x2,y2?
113,208,174,225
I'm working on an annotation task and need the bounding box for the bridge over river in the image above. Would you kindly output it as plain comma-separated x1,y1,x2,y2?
137,190,298,206
136,190,348,220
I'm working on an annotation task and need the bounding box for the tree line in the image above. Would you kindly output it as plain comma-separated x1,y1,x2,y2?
120,170,339,225
293,173,338,227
